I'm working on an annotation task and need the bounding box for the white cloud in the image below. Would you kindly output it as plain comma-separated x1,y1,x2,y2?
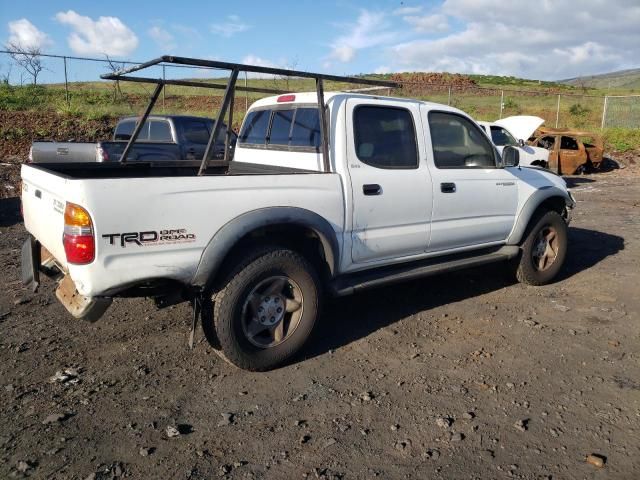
332,45,356,63
329,10,398,63
403,14,449,32
6,18,52,49
148,26,176,51
55,10,138,57
387,0,640,79
211,15,250,38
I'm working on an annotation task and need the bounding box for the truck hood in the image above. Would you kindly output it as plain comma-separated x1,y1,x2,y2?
494,116,544,142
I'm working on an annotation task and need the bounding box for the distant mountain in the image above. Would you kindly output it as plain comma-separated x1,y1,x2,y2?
561,68,640,89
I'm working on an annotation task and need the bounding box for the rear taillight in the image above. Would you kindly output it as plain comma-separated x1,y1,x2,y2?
63,202,95,264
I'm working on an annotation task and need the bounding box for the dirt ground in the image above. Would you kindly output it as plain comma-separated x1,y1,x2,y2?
0,166,639,479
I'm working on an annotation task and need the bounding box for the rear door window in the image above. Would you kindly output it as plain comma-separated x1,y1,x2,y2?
239,110,270,145
149,120,173,142
560,136,579,150
353,106,418,169
114,120,149,141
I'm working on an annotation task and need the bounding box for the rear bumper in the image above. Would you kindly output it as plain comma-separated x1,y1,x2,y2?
21,236,112,322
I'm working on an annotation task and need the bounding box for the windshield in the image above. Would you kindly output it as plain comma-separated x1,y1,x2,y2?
490,126,518,146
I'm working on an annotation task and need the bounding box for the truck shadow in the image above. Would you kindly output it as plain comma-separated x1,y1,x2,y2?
0,197,22,227
299,226,623,364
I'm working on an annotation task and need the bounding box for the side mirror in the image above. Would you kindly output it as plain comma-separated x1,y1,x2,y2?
518,139,525,147
502,146,520,167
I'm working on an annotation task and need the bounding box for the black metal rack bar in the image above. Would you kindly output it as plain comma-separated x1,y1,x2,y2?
99,55,401,175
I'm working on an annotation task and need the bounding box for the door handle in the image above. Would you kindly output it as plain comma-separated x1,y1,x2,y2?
363,184,382,196
441,182,456,193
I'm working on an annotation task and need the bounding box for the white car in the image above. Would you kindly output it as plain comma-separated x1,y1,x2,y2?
478,116,549,168
21,58,575,371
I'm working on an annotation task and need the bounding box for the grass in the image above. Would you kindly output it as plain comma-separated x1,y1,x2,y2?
1,72,639,152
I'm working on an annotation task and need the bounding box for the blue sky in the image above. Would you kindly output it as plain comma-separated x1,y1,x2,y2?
2,0,639,83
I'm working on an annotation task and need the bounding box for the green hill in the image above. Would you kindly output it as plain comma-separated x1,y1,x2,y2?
561,68,640,90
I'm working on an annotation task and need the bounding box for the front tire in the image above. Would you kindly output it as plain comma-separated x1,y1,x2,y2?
202,247,321,371
516,210,568,286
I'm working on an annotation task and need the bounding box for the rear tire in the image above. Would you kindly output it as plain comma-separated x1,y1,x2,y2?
516,210,568,286
202,246,321,371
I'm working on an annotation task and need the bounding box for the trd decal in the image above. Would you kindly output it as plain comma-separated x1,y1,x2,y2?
102,229,196,247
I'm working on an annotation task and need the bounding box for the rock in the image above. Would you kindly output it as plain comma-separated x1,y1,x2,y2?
449,432,464,442
323,438,337,448
361,391,374,402
300,435,311,444
424,449,440,460
394,439,412,453
462,412,475,420
139,447,154,456
586,454,606,468
42,413,67,424
166,426,180,438
436,417,453,428
480,449,495,460
220,464,232,474
553,304,571,312
49,368,80,385
505,382,515,389
218,412,234,426
514,419,528,432
17,460,34,473
390,424,400,431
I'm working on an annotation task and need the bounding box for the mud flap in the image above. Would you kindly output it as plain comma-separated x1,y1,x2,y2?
55,275,112,322
21,236,40,293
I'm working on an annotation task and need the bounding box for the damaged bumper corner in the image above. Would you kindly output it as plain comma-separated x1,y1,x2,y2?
55,275,112,322
22,236,112,322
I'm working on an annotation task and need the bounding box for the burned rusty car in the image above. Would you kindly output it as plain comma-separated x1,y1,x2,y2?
529,127,604,175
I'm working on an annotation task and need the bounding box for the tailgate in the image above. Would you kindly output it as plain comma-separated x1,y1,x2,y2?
21,164,72,268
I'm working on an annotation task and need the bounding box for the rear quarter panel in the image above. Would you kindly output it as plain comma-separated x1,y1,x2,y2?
68,173,345,296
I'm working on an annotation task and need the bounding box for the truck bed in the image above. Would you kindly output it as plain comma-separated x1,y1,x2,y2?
29,160,317,179
21,161,344,298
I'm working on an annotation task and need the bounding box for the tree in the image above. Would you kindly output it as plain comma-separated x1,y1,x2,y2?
104,54,126,102
7,42,44,85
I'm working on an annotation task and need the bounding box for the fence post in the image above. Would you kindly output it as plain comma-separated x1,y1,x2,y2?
601,96,608,130
162,65,166,112
555,94,561,128
63,56,70,107
499,90,504,119
245,71,248,112
447,86,451,106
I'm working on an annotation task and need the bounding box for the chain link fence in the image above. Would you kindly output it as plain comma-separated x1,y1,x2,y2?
1,50,639,132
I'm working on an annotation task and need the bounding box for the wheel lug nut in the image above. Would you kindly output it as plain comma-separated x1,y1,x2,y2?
270,316,275,322
277,307,282,313
265,296,270,301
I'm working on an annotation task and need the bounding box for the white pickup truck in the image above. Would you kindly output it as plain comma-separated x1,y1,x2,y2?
21,58,575,371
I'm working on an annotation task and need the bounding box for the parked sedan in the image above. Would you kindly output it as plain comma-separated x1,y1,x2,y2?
478,116,550,168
